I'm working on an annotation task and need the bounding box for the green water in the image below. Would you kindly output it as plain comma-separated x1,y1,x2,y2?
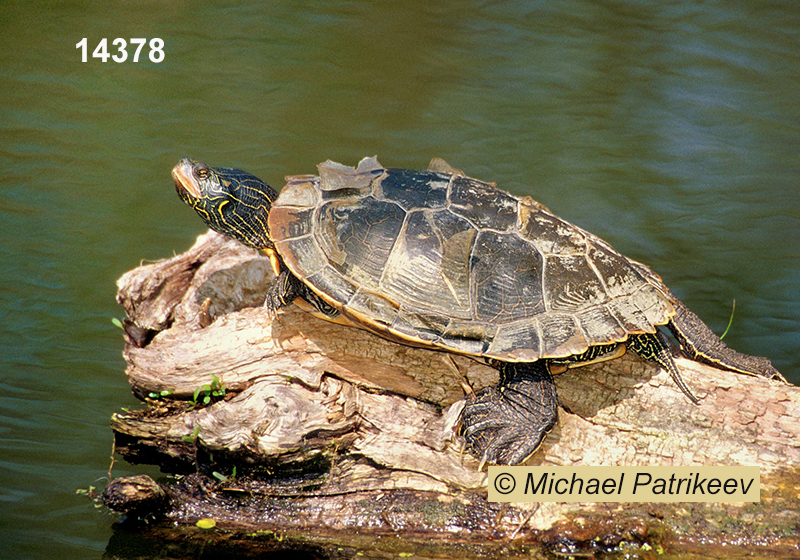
1,1,798,558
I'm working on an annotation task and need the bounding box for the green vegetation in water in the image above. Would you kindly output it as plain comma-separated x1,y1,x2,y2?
75,485,96,498
75,485,104,510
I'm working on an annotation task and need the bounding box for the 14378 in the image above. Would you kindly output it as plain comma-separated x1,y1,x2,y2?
76,38,164,63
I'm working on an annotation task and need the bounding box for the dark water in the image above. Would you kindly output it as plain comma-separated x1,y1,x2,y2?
1,1,798,558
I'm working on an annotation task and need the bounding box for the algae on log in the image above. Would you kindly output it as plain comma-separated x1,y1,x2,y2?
106,231,800,555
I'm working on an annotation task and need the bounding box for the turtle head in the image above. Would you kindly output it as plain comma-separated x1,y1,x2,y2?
172,157,278,250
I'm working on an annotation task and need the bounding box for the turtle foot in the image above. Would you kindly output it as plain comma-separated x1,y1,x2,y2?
461,362,558,466
264,269,340,320
264,269,303,319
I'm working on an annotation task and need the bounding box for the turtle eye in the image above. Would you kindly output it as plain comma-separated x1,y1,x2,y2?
195,165,209,180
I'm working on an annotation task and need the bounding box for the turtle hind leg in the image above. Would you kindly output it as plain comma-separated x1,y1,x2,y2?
628,332,700,404
668,299,785,382
461,361,558,466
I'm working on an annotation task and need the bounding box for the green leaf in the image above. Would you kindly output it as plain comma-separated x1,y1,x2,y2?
111,317,124,329
182,425,201,443
720,299,736,340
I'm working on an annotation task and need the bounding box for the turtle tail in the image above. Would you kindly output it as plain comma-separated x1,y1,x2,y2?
668,299,786,382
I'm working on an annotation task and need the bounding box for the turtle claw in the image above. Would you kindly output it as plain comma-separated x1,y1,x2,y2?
263,292,281,321
264,269,303,320
263,290,285,322
460,362,558,466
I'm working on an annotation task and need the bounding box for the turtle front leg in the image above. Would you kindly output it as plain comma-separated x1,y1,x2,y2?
461,361,558,466
264,269,305,317
265,269,340,319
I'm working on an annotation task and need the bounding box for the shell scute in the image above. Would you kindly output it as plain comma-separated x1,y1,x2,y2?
375,168,449,211
487,321,541,361
347,289,400,327
544,254,608,312
536,313,590,358
305,267,359,309
471,230,546,322
575,306,627,346
519,210,587,255
269,206,316,239
380,209,474,319
449,176,518,231
317,197,405,286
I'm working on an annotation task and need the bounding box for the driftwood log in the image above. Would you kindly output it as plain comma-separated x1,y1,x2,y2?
105,231,800,557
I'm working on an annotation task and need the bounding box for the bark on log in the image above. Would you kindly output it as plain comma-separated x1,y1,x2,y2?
106,231,800,556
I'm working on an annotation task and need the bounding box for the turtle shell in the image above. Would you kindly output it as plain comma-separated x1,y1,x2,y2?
267,156,675,362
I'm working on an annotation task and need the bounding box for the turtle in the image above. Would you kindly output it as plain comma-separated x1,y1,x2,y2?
172,155,784,465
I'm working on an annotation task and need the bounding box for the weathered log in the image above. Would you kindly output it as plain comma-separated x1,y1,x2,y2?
107,231,800,556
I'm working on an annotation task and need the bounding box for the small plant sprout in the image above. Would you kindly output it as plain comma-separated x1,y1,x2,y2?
212,466,237,483
182,425,201,444
192,374,227,406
